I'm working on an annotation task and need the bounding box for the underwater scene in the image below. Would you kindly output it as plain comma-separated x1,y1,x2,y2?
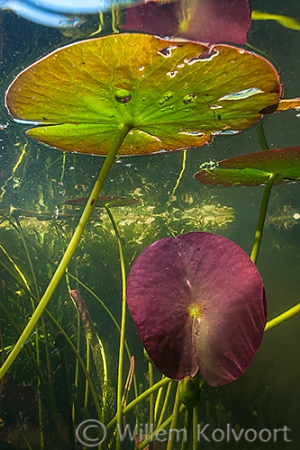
0,0,300,449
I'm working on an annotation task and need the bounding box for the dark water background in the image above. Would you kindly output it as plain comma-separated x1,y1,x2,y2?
0,0,300,449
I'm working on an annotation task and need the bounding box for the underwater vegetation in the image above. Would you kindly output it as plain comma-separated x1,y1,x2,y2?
127,231,266,385
5,33,297,156
0,8,300,450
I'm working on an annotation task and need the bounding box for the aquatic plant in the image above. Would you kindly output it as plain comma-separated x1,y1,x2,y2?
5,34,299,156
126,231,266,386
194,146,300,187
194,146,300,264
194,146,300,322
1,30,300,450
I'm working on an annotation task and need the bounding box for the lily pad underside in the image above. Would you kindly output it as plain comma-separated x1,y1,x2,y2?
194,146,300,186
126,232,266,386
5,34,300,156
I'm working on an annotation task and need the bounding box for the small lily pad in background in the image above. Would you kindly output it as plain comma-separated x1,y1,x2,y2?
122,0,251,44
5,34,300,156
126,232,266,386
64,195,139,208
194,146,300,186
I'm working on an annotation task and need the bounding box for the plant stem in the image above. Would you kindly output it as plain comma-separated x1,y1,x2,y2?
265,303,300,331
0,124,130,380
136,403,186,450
166,385,181,450
106,377,172,430
168,150,187,203
250,172,277,264
15,217,59,447
193,405,200,450
68,271,138,397
156,380,173,427
148,361,154,440
104,205,128,450
70,289,108,416
256,118,269,151
0,260,102,421
180,408,192,450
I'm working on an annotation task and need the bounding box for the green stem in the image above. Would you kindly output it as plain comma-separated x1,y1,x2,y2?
136,403,186,450
56,333,76,450
193,405,200,450
0,300,62,447
15,217,60,447
107,377,172,430
15,227,136,385
16,417,34,450
104,205,127,450
14,216,41,299
250,172,277,264
168,150,187,203
148,361,154,438
70,289,108,416
0,124,130,380
255,118,269,151
68,272,138,398
166,385,181,450
0,301,44,380
265,303,300,331
0,261,102,421
192,380,204,450
180,408,192,450
156,380,173,427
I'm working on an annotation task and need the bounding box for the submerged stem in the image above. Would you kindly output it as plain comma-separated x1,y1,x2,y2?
265,303,300,331
166,386,181,450
106,378,172,430
104,205,128,450
0,124,130,380
250,172,277,264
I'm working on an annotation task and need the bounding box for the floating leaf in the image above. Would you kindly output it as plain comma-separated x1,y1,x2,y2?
194,146,300,186
64,195,139,208
122,0,251,44
126,232,266,386
5,34,300,156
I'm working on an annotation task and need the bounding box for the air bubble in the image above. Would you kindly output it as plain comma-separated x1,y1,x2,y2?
160,105,175,112
115,89,132,104
159,91,174,105
183,94,196,105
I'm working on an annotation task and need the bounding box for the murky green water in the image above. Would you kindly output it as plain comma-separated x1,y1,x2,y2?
0,1,300,449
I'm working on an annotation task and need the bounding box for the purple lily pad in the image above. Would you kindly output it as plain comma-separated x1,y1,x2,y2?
126,232,266,386
122,0,251,44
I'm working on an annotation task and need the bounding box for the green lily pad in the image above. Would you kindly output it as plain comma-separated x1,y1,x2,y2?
194,146,300,186
5,34,300,156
